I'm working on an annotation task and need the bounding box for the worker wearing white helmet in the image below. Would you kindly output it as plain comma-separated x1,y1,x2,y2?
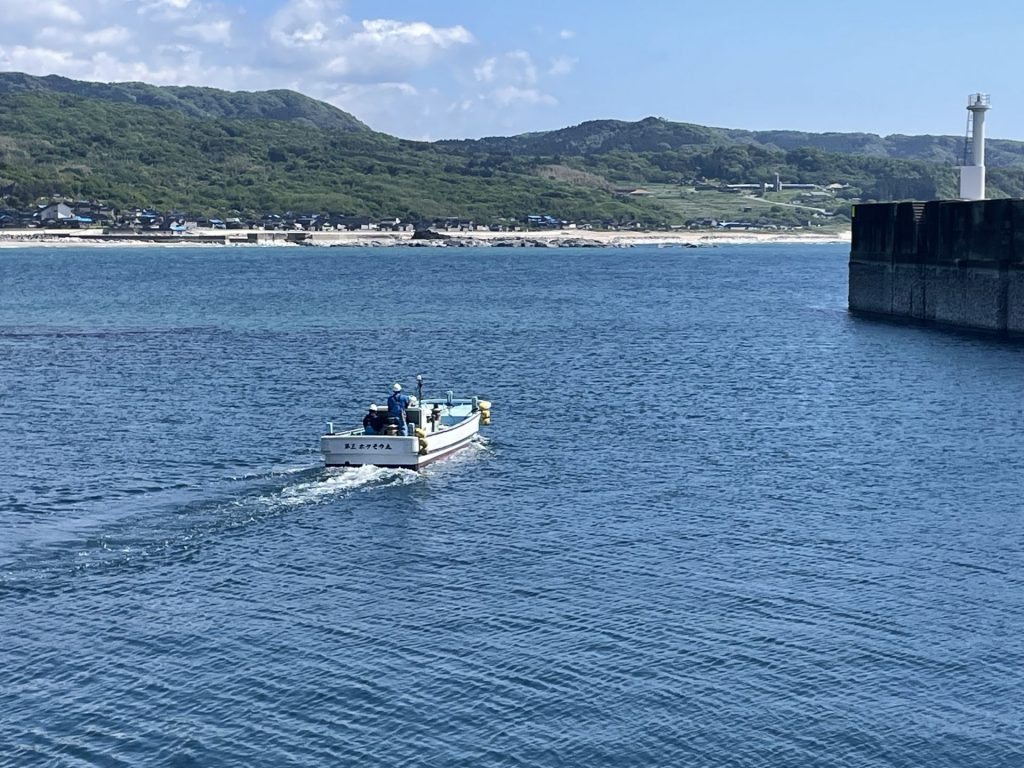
363,403,385,435
386,382,411,435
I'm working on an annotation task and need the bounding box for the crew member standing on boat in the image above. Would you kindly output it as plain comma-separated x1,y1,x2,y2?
387,383,411,436
363,404,384,435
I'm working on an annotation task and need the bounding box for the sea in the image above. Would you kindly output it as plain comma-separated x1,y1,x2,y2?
1,243,1022,767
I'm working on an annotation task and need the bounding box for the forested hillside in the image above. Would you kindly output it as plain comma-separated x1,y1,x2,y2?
0,90,663,223
2,73,1021,223
440,115,1024,169
442,116,1024,201
0,72,371,132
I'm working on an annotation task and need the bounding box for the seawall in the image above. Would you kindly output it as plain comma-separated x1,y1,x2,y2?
849,199,1024,333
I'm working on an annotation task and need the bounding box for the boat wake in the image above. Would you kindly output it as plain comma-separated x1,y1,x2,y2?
222,466,311,485
270,465,419,508
0,465,422,595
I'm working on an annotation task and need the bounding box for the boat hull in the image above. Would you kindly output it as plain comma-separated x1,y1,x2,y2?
321,410,480,469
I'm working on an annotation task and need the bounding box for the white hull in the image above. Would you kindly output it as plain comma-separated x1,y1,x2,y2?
321,405,481,469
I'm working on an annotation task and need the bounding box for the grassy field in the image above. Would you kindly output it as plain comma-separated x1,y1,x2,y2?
643,184,851,232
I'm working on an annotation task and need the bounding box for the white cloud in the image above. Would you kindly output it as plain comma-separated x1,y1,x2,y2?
548,55,577,76
268,0,345,49
461,50,557,119
327,81,418,109
48,3,83,23
358,18,472,49
139,0,195,18
473,57,496,83
83,51,191,84
324,81,449,138
472,50,537,87
0,45,74,73
140,0,193,9
449,97,480,113
265,3,472,81
84,27,133,48
323,19,473,78
0,44,191,85
35,25,134,51
559,29,575,40
181,19,232,45
292,21,329,45
0,1,562,138
0,0,83,24
492,86,556,107
155,43,196,58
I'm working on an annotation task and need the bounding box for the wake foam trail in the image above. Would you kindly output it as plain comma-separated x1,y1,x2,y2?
0,466,421,594
267,465,419,509
226,464,314,482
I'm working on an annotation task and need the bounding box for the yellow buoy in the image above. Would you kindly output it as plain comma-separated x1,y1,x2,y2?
414,427,428,454
478,399,492,426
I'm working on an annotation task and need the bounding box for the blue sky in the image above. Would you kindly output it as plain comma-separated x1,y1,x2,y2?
0,0,1020,141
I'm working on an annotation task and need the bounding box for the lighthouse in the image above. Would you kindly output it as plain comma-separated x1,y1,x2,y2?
959,93,991,200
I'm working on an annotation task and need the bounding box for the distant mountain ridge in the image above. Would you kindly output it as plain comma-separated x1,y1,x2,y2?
9,71,1024,166
2,72,1023,219
0,72,370,133
7,71,1022,166
440,115,1024,169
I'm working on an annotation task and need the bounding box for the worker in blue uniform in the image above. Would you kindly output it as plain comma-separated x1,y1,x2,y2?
387,383,411,436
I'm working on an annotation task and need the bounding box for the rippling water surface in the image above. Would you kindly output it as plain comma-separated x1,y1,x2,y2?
1,244,1022,766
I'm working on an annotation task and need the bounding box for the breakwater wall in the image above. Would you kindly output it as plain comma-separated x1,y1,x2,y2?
849,199,1024,333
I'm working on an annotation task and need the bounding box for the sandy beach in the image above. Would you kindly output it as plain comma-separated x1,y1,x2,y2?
0,227,851,248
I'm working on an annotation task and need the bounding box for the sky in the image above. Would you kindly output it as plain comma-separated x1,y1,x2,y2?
0,0,1021,142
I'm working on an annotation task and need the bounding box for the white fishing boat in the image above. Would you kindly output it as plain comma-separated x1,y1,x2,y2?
320,377,491,469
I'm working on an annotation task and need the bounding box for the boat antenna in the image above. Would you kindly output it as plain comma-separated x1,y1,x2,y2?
416,374,424,404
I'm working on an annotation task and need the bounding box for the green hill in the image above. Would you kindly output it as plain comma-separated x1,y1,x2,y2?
440,115,1024,202
0,72,371,133
439,114,1024,169
2,73,1021,224
0,86,664,224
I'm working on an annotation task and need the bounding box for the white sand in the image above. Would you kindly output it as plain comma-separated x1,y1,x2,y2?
0,227,851,248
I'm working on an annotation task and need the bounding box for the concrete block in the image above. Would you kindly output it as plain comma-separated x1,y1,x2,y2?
891,264,926,319
849,261,892,315
850,199,1019,333
1006,269,1024,332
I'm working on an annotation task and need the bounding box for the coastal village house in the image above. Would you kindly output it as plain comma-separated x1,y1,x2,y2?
40,203,73,221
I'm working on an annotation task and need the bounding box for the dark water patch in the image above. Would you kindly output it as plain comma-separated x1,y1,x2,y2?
0,324,223,339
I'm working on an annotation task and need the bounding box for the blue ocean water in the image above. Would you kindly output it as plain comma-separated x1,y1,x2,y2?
1,243,1022,767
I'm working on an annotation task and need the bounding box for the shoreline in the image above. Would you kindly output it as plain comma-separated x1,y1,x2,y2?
0,227,851,248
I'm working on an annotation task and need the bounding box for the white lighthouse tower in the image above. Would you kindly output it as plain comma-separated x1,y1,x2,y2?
959,93,991,200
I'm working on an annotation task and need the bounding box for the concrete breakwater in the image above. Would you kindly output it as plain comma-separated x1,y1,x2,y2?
849,199,1024,333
